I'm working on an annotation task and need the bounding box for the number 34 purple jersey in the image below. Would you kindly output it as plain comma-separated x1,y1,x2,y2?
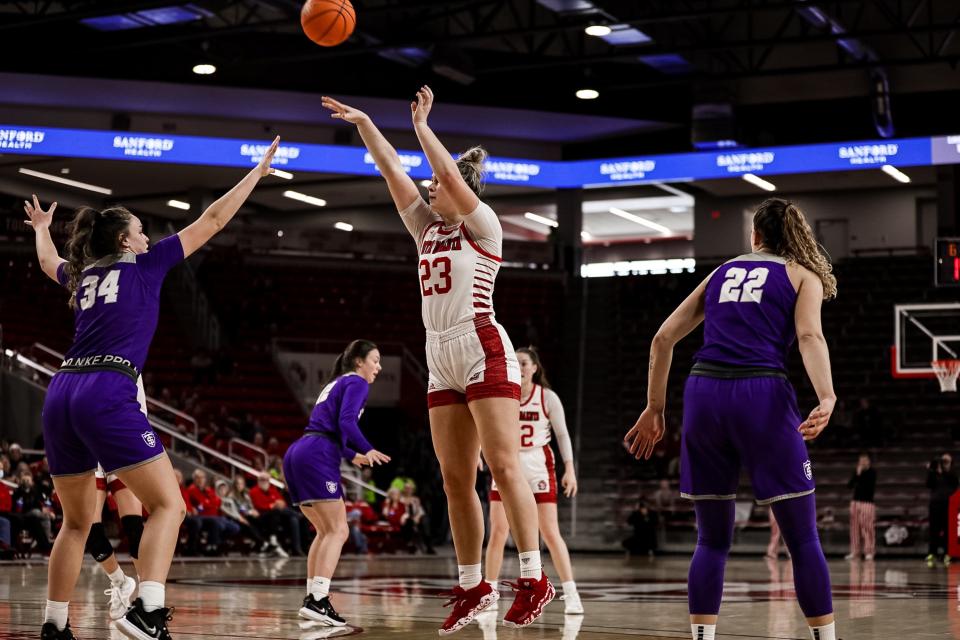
695,252,797,371
56,235,185,375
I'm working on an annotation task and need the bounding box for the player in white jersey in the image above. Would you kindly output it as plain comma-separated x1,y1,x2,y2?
322,86,553,634
484,347,582,614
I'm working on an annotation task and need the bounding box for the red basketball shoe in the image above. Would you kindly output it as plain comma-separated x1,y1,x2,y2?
502,574,555,628
438,581,499,636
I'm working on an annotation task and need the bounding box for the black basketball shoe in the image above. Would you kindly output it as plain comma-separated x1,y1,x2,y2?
40,621,76,639
115,598,174,640
298,594,346,627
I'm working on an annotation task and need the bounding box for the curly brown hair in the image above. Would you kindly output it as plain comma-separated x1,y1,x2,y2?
753,198,838,299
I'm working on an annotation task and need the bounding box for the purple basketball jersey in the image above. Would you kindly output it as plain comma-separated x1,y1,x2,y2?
695,253,797,370
305,373,373,460
56,235,184,374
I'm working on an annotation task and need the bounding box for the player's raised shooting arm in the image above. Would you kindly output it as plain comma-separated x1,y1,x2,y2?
179,137,279,259
647,274,710,410
411,86,479,216
321,96,419,212
794,271,835,405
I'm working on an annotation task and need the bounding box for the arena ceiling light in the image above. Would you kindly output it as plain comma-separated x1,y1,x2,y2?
334,222,353,232
741,173,777,192
609,207,672,235
272,169,294,180
283,190,326,207
524,212,559,228
881,164,911,183
192,63,216,75
584,25,612,37
576,89,600,100
18,167,112,195
166,199,190,210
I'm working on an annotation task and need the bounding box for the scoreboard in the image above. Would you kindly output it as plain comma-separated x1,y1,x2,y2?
936,238,960,287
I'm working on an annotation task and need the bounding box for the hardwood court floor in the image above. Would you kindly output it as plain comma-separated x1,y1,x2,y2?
1,552,956,639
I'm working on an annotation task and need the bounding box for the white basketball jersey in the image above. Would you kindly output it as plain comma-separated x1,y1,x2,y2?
519,384,552,450
399,197,503,333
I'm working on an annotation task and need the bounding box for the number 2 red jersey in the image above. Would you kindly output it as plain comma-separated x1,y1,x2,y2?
399,197,503,333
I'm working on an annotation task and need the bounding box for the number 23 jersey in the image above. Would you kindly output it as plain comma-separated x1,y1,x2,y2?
399,197,503,333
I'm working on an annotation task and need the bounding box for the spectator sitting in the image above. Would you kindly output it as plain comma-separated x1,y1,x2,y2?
0,481,13,552
29,456,53,496
250,472,305,556
11,472,54,551
8,443,24,468
399,481,435,554
343,501,369,554
175,468,213,556
381,488,405,529
217,479,281,556
623,500,658,557
187,469,239,555
0,454,11,480
389,471,415,493
229,475,287,558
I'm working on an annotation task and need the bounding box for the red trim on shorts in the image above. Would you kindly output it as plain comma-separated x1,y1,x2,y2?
108,478,126,493
428,389,467,408
544,445,557,502
461,225,502,263
96,477,107,492
465,316,519,403
489,490,501,502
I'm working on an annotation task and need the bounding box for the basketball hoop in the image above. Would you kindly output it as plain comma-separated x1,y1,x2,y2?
932,359,960,392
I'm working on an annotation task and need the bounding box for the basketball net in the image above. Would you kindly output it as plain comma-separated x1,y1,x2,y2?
932,359,960,392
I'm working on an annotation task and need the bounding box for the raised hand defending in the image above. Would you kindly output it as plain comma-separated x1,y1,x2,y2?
23,194,57,230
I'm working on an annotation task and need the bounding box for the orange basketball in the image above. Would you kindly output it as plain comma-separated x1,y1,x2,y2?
301,0,356,47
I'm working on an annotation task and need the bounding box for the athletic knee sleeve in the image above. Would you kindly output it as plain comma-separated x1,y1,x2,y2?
121,515,144,559
688,501,735,615
771,494,833,618
85,522,115,563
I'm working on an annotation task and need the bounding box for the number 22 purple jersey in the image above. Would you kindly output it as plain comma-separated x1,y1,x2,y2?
695,252,797,371
56,234,184,375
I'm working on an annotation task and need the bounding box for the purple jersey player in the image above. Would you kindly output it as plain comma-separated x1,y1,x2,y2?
624,198,839,640
26,136,281,640
282,339,390,626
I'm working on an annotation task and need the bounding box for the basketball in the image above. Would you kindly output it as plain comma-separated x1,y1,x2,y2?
301,0,355,47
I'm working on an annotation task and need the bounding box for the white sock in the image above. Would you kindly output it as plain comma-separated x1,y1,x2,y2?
485,579,498,590
44,600,69,630
106,567,126,588
810,622,836,640
310,576,331,599
458,564,482,590
139,581,165,612
518,550,542,580
691,623,716,640
306,578,312,594
562,580,577,596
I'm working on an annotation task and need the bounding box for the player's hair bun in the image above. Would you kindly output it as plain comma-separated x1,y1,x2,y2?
456,146,487,196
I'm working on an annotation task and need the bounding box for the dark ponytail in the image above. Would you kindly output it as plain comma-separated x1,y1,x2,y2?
752,198,837,299
63,206,133,309
516,346,550,389
329,339,378,383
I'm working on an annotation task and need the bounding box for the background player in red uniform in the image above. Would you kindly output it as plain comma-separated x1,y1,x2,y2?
484,347,582,614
